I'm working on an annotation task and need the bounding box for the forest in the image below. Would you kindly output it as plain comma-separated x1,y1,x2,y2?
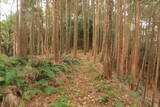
0,0,160,107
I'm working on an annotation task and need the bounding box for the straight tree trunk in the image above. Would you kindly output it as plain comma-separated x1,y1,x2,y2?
53,0,60,63
16,0,28,57
92,0,95,56
130,0,140,90
101,0,113,62
83,0,87,55
103,0,112,79
73,0,78,57
93,0,99,63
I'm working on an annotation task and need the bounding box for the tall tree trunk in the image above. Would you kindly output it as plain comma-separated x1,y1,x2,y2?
119,0,128,75
83,0,87,55
53,0,60,63
101,0,113,62
65,0,69,53
93,0,99,63
73,0,78,57
130,0,140,90
116,0,123,75
16,0,28,57
92,0,95,56
103,0,112,79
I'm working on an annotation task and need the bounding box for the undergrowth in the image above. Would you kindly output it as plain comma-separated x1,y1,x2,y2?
0,55,80,106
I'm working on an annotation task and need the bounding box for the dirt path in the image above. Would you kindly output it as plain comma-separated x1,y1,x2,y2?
29,53,141,107
65,54,104,107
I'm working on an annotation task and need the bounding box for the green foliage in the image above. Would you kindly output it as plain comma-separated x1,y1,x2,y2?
58,95,70,101
31,60,73,79
15,77,28,90
97,95,109,103
58,63,71,72
50,101,76,107
117,75,130,83
43,87,57,95
10,56,27,66
0,55,75,104
31,61,56,79
31,61,53,68
0,55,27,67
88,64,97,72
95,74,103,80
17,104,25,107
0,14,16,55
130,104,137,107
128,91,142,99
22,89,42,100
106,90,118,98
0,55,10,65
0,55,29,91
62,56,80,65
106,84,113,90
38,80,49,87
3,68,24,85
115,101,124,107
95,80,112,92
51,101,68,107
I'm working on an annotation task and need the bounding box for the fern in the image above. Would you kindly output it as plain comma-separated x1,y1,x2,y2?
59,63,71,72
10,56,27,66
0,55,27,67
43,87,57,95
115,101,124,107
51,101,68,107
0,55,10,65
22,89,42,100
4,68,25,85
50,101,76,107
58,95,70,101
62,56,80,65
128,91,142,99
97,95,109,102
15,77,28,90
38,80,48,87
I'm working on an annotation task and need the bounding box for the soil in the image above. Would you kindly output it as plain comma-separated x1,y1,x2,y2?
24,53,144,107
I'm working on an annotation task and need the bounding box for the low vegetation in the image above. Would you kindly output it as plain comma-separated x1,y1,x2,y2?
0,55,80,107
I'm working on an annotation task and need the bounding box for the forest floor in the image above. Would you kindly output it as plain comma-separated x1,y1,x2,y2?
27,52,143,107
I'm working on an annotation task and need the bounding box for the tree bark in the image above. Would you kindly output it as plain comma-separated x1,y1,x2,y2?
73,0,78,58
130,0,140,90
16,0,28,58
